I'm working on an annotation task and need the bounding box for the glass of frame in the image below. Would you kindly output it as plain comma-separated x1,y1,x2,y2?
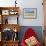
2,10,9,15
23,8,37,19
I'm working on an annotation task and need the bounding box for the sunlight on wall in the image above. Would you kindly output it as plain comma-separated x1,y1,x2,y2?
0,0,15,7
0,0,24,7
0,0,15,1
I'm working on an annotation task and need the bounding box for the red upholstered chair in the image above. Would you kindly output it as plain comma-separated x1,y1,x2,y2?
21,28,41,46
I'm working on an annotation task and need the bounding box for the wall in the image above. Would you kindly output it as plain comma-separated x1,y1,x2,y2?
0,0,44,26
18,0,44,26
0,0,15,7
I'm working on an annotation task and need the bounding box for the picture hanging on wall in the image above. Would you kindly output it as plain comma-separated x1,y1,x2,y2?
23,8,37,19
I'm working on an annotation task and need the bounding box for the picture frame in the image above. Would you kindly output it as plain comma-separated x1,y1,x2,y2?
23,8,37,19
9,10,18,15
2,10,9,15
9,10,15,15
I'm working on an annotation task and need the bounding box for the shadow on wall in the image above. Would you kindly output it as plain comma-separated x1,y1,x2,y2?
18,26,43,44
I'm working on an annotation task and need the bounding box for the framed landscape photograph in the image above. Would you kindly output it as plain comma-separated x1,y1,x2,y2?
23,8,37,19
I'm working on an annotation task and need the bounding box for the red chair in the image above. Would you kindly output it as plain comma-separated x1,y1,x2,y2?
21,28,41,46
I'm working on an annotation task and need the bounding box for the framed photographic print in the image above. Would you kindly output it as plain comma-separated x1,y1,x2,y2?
2,10,9,15
9,10,18,15
9,10,15,15
23,8,37,19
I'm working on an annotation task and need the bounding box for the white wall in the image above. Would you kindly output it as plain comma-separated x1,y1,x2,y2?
0,0,44,26
18,0,44,26
0,0,15,7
